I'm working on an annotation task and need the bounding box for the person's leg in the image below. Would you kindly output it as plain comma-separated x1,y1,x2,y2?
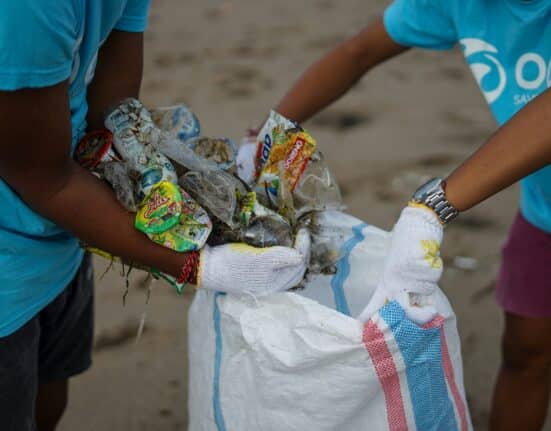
35,380,68,431
36,253,94,431
491,213,551,430
0,318,40,431
490,312,551,431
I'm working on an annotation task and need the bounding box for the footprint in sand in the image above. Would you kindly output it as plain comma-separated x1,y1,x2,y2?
204,3,233,20
454,214,497,231
214,65,272,99
316,0,335,10
154,51,196,68
230,43,281,59
305,34,345,50
432,66,468,81
310,109,370,132
470,280,496,304
440,109,493,146
94,320,152,351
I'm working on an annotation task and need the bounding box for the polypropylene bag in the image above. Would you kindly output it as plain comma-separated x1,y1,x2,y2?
188,211,472,431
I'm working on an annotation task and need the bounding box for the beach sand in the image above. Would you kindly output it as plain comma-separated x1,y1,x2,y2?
58,1,550,429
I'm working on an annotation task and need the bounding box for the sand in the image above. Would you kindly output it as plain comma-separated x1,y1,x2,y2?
58,0,550,430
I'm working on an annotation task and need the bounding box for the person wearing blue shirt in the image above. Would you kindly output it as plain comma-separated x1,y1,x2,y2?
271,1,551,429
0,1,310,430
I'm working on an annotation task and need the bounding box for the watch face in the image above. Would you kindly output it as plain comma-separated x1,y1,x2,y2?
413,177,442,202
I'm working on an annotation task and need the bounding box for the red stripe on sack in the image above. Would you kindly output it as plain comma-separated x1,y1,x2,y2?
363,320,408,431
423,316,468,431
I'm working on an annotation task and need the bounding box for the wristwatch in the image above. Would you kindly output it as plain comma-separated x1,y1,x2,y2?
411,177,459,225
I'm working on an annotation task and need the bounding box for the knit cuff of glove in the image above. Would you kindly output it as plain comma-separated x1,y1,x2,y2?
407,202,445,227
399,206,443,238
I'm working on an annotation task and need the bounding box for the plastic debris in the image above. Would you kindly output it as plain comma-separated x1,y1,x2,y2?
148,187,212,252
179,169,245,229
188,137,237,173
297,211,350,274
86,101,345,291
135,181,183,235
453,256,478,271
74,130,120,170
102,161,138,212
105,98,178,201
208,192,293,248
150,104,201,144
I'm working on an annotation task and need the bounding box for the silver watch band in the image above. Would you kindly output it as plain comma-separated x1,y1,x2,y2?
425,189,459,224
412,178,459,225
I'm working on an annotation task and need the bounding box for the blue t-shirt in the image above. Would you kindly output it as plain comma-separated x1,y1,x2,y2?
384,0,551,232
0,0,151,336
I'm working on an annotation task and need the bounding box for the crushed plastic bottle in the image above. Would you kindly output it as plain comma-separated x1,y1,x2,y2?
150,104,201,144
102,161,138,212
179,169,246,229
105,99,178,201
297,211,352,274
208,193,293,248
187,137,237,173
154,131,221,173
286,150,343,219
242,209,292,248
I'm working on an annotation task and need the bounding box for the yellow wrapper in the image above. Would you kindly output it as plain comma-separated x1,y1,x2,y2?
256,130,316,204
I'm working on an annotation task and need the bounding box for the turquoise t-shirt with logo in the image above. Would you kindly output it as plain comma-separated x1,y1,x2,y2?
384,0,551,232
0,0,151,336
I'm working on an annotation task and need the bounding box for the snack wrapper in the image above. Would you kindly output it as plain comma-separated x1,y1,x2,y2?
238,191,257,227
256,129,316,205
255,110,296,176
135,181,183,235
74,130,119,170
149,188,212,252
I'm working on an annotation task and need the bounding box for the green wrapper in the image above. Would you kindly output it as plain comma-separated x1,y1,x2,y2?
135,181,183,234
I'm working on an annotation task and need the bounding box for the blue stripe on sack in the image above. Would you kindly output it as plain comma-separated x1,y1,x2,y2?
330,222,367,316
380,301,459,431
213,292,227,431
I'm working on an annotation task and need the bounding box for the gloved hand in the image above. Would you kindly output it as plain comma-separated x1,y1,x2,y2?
198,228,310,296
358,205,444,324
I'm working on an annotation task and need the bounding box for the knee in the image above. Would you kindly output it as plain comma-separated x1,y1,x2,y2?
501,331,551,375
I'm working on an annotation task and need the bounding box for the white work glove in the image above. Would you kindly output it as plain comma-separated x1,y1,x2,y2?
358,206,444,325
198,229,310,296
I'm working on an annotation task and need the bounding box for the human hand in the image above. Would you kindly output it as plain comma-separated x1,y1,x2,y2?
198,229,310,296
358,205,444,324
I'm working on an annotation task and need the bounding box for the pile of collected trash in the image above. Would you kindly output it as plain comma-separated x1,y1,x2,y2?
75,99,345,290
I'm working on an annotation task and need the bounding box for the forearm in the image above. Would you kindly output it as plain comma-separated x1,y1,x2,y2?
445,88,551,212
275,19,407,123
29,162,186,278
276,43,370,123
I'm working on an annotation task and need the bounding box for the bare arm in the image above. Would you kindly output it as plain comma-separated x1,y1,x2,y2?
0,31,190,279
445,88,551,212
275,18,408,123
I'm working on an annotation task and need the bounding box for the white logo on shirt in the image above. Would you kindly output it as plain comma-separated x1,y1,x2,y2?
460,38,507,104
460,38,551,106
